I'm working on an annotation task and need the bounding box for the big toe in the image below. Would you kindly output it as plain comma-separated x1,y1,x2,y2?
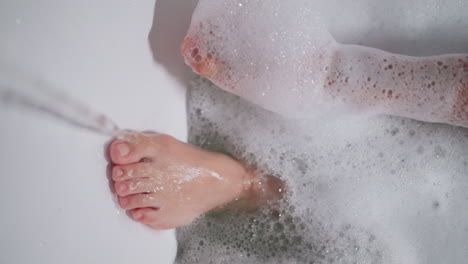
109,133,155,165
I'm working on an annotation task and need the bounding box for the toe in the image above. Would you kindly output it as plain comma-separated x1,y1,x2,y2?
109,138,153,165
115,178,160,196
131,208,177,230
118,193,160,210
131,208,158,223
112,163,154,182
131,207,176,230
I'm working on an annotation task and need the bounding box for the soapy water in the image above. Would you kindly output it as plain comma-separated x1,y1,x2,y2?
0,61,119,136
176,76,468,264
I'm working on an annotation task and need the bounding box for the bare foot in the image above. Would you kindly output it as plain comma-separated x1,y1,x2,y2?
108,131,279,229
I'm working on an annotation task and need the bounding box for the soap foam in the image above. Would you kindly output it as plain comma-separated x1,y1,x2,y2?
175,75,468,264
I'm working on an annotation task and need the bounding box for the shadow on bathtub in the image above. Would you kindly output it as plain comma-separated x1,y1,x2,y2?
148,0,199,88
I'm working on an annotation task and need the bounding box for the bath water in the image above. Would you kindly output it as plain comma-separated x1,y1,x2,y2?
0,61,119,136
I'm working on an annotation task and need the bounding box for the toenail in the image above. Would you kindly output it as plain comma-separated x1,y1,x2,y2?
118,183,127,193
134,211,143,220
115,169,124,179
120,197,129,207
117,143,130,157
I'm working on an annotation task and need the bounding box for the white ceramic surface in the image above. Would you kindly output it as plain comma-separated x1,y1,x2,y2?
0,0,196,263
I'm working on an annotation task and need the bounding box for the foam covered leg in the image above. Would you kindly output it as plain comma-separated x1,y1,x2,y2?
182,0,468,127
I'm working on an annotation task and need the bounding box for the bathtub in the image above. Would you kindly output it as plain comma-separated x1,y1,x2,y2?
0,0,194,263
2,0,468,263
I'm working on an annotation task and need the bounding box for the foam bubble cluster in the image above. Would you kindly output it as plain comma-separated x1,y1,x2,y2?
175,76,468,264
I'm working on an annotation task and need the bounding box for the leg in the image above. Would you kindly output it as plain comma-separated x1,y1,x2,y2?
326,44,468,128
108,131,281,229
181,33,468,128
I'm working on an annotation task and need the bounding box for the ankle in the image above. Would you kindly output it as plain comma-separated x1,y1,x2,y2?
240,167,256,195
237,168,285,209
